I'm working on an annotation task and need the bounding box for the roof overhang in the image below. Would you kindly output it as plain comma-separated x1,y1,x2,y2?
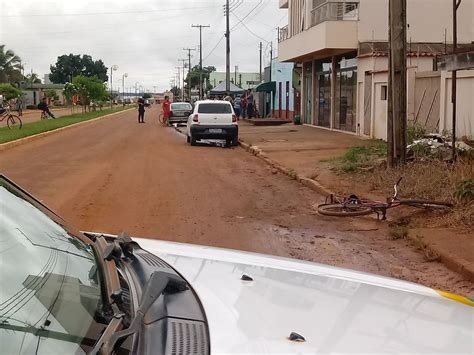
255,81,276,93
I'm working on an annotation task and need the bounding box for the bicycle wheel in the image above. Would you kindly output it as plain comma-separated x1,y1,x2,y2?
7,114,22,129
399,199,453,210
318,203,373,217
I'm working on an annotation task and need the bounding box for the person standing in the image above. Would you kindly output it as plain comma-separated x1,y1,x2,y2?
247,89,255,119
15,97,23,116
137,98,145,123
233,95,241,118
162,96,171,126
241,92,247,119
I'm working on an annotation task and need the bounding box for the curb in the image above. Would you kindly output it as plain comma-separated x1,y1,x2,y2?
239,138,474,283
0,108,133,153
408,233,474,283
239,139,335,197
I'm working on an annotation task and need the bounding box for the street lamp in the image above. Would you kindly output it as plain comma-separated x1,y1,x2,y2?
122,73,128,106
110,64,118,109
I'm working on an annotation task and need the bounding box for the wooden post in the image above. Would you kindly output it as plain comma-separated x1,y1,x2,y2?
451,0,462,161
388,0,407,166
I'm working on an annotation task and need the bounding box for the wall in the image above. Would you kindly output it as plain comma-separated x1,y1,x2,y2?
358,0,473,43
440,70,474,139
209,72,260,90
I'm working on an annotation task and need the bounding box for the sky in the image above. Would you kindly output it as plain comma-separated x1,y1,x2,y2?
0,0,287,92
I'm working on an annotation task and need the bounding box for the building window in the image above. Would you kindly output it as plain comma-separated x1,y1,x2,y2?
381,85,387,100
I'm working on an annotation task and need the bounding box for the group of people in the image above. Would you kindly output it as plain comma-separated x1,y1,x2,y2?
0,92,55,119
137,96,170,124
210,89,256,119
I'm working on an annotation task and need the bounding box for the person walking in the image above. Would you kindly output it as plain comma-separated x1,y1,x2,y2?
15,97,23,116
137,98,145,123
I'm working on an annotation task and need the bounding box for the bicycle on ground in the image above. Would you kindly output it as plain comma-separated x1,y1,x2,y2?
317,178,452,220
0,106,23,129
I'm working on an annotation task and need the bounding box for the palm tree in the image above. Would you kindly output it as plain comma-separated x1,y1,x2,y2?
0,45,23,83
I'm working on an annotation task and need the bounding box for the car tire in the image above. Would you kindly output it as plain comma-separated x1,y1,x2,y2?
186,135,190,143
190,134,197,146
232,137,239,146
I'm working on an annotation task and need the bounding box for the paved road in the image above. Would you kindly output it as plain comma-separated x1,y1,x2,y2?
1,106,472,297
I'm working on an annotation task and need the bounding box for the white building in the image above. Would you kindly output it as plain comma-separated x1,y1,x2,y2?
278,0,474,139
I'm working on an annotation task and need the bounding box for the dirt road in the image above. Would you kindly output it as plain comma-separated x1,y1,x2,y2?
1,106,472,297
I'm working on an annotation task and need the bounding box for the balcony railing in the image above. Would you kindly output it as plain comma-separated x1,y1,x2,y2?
278,25,290,43
311,1,359,27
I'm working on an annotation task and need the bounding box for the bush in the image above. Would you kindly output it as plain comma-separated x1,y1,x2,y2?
407,122,426,144
454,179,474,201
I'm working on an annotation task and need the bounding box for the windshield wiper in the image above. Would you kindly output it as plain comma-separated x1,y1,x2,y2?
89,270,188,355
90,236,123,319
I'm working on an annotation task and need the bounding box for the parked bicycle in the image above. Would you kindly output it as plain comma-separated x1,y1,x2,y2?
0,106,22,129
317,178,452,220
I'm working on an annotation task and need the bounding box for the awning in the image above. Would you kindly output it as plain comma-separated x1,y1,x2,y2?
255,81,276,93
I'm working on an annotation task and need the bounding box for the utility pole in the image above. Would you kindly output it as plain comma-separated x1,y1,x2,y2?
259,42,263,83
175,66,181,99
234,65,238,84
192,24,210,100
225,0,230,93
451,0,462,161
183,48,196,101
387,0,407,167
179,59,187,101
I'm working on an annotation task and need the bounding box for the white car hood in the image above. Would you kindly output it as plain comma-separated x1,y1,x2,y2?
135,238,474,355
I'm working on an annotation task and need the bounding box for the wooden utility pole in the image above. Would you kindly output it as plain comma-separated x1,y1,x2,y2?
451,0,462,161
179,59,187,100
225,0,230,93
387,0,407,167
259,42,263,82
183,48,196,101
192,24,210,100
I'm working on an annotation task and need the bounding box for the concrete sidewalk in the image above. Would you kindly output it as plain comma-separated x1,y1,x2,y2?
238,121,474,283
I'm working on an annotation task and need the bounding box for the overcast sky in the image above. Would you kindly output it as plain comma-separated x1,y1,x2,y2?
0,0,286,92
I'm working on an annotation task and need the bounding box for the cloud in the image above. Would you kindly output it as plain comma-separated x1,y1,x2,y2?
0,0,286,92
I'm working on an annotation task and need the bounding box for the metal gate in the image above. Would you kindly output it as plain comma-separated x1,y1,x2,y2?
413,72,441,132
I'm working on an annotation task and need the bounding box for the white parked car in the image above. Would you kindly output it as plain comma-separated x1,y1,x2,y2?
186,100,238,147
1,175,473,355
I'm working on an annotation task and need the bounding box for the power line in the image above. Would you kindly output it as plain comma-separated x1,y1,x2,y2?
0,5,218,17
231,11,269,43
230,0,264,30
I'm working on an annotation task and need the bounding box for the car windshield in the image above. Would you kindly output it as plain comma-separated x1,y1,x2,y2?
198,103,232,114
0,181,104,354
171,103,192,110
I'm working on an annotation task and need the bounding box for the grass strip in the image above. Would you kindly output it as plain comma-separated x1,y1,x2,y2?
0,106,132,144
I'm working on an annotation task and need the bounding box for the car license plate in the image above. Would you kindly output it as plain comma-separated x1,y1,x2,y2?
209,129,222,133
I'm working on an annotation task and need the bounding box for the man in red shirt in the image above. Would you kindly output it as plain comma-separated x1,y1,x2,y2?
162,96,171,126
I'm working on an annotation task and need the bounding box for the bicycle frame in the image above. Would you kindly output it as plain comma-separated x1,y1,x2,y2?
325,177,404,220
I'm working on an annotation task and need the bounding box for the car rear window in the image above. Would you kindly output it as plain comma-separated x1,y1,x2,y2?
171,103,192,110
198,103,232,114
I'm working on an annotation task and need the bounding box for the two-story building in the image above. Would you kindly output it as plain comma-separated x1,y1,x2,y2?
278,0,473,139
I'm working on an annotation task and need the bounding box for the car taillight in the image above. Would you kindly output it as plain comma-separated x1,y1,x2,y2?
232,114,237,122
193,114,199,122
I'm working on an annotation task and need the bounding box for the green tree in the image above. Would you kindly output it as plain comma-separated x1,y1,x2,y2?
50,54,108,84
63,82,78,104
0,83,22,101
72,75,108,110
44,89,59,101
185,65,216,90
0,45,23,84
142,92,152,99
170,86,181,99
25,72,42,85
